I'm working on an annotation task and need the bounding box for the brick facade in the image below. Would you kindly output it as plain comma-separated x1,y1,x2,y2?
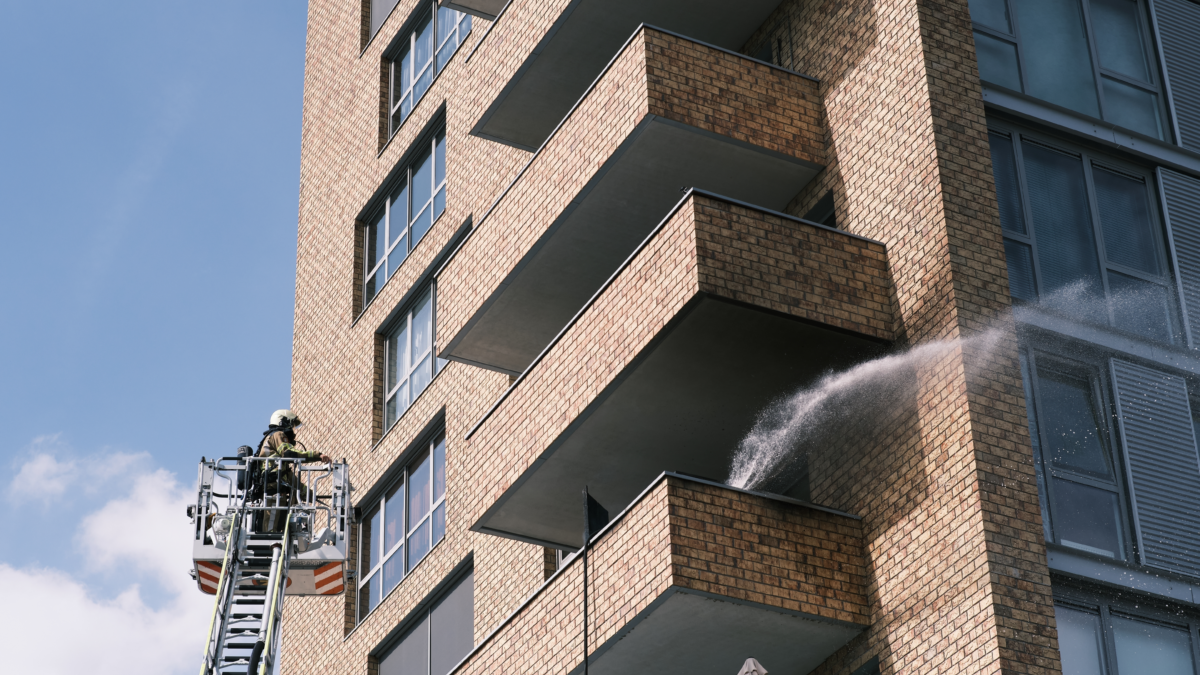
286,0,1061,674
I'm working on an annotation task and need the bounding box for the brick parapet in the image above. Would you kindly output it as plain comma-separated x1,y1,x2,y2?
438,27,826,350
453,476,866,675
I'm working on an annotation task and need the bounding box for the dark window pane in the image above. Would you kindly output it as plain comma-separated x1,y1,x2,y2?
359,572,377,622
409,452,431,528
412,291,433,362
391,183,409,246
414,13,434,74
366,264,386,304
435,132,446,186
1023,142,1106,320
387,326,405,395
408,517,431,569
437,6,457,48
969,0,1013,32
1093,167,1159,275
1108,271,1174,343
433,187,446,223
1102,77,1163,139
1038,369,1113,477
364,506,381,572
1112,615,1196,675
413,152,433,216
989,132,1026,234
384,481,404,553
1054,605,1107,675
433,437,446,502
388,234,408,278
1011,0,1100,117
382,548,403,598
430,571,474,675
386,392,398,430
1051,478,1124,557
432,503,445,544
379,614,429,675
1090,0,1150,81
411,206,432,250
975,32,1023,92
371,211,387,268
1005,240,1038,301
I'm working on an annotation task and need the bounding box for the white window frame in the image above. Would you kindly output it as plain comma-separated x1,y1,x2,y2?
388,3,470,137
364,130,447,306
357,432,447,623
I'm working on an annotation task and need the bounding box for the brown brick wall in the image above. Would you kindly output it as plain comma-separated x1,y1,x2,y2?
290,0,1052,674
744,1,1057,674
693,195,892,339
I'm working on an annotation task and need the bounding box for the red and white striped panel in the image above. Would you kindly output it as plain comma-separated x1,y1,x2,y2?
196,561,222,595
314,562,344,595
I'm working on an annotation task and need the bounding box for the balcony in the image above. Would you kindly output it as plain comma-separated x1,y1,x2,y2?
466,192,892,549
440,27,825,375
456,474,868,675
471,0,788,150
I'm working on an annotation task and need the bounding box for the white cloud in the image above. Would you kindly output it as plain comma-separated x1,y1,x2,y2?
2,447,210,674
9,452,76,502
7,439,150,506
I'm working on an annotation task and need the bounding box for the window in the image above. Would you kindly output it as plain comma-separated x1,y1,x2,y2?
365,131,447,305
988,127,1180,344
1054,591,1200,675
384,286,439,429
387,4,471,137
1021,346,1200,578
1024,353,1130,560
376,569,473,675
969,0,1169,140
358,433,448,622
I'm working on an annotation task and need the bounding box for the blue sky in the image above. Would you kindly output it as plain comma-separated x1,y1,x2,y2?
0,2,309,671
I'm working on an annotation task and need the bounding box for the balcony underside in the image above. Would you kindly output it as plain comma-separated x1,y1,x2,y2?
581,589,862,675
475,295,883,549
472,0,785,150
439,0,504,20
443,118,821,375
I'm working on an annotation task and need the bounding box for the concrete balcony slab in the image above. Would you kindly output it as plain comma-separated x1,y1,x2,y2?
465,192,893,550
440,28,825,376
472,0,786,150
455,474,869,675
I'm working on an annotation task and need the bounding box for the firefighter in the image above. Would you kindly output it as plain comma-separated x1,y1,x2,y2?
255,409,332,532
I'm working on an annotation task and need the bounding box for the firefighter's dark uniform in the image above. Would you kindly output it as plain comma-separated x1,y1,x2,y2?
256,430,323,532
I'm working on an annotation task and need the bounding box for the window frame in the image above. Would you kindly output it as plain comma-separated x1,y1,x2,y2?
971,0,1172,140
382,283,442,432
357,431,448,624
990,121,1180,343
363,129,448,307
1053,583,1200,674
373,565,474,675
1025,349,1134,562
386,2,471,139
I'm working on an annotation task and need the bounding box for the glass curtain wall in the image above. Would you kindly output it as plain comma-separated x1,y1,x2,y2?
970,0,1169,140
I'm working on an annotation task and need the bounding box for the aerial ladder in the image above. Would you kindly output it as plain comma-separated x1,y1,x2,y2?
187,449,351,675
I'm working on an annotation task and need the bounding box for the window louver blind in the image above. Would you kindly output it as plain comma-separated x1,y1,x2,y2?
1110,358,1200,578
1160,168,1200,348
1153,0,1200,151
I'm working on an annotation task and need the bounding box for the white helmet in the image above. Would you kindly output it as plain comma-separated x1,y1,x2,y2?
269,409,302,429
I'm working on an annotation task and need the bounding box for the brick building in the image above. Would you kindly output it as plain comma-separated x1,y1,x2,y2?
284,0,1200,673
